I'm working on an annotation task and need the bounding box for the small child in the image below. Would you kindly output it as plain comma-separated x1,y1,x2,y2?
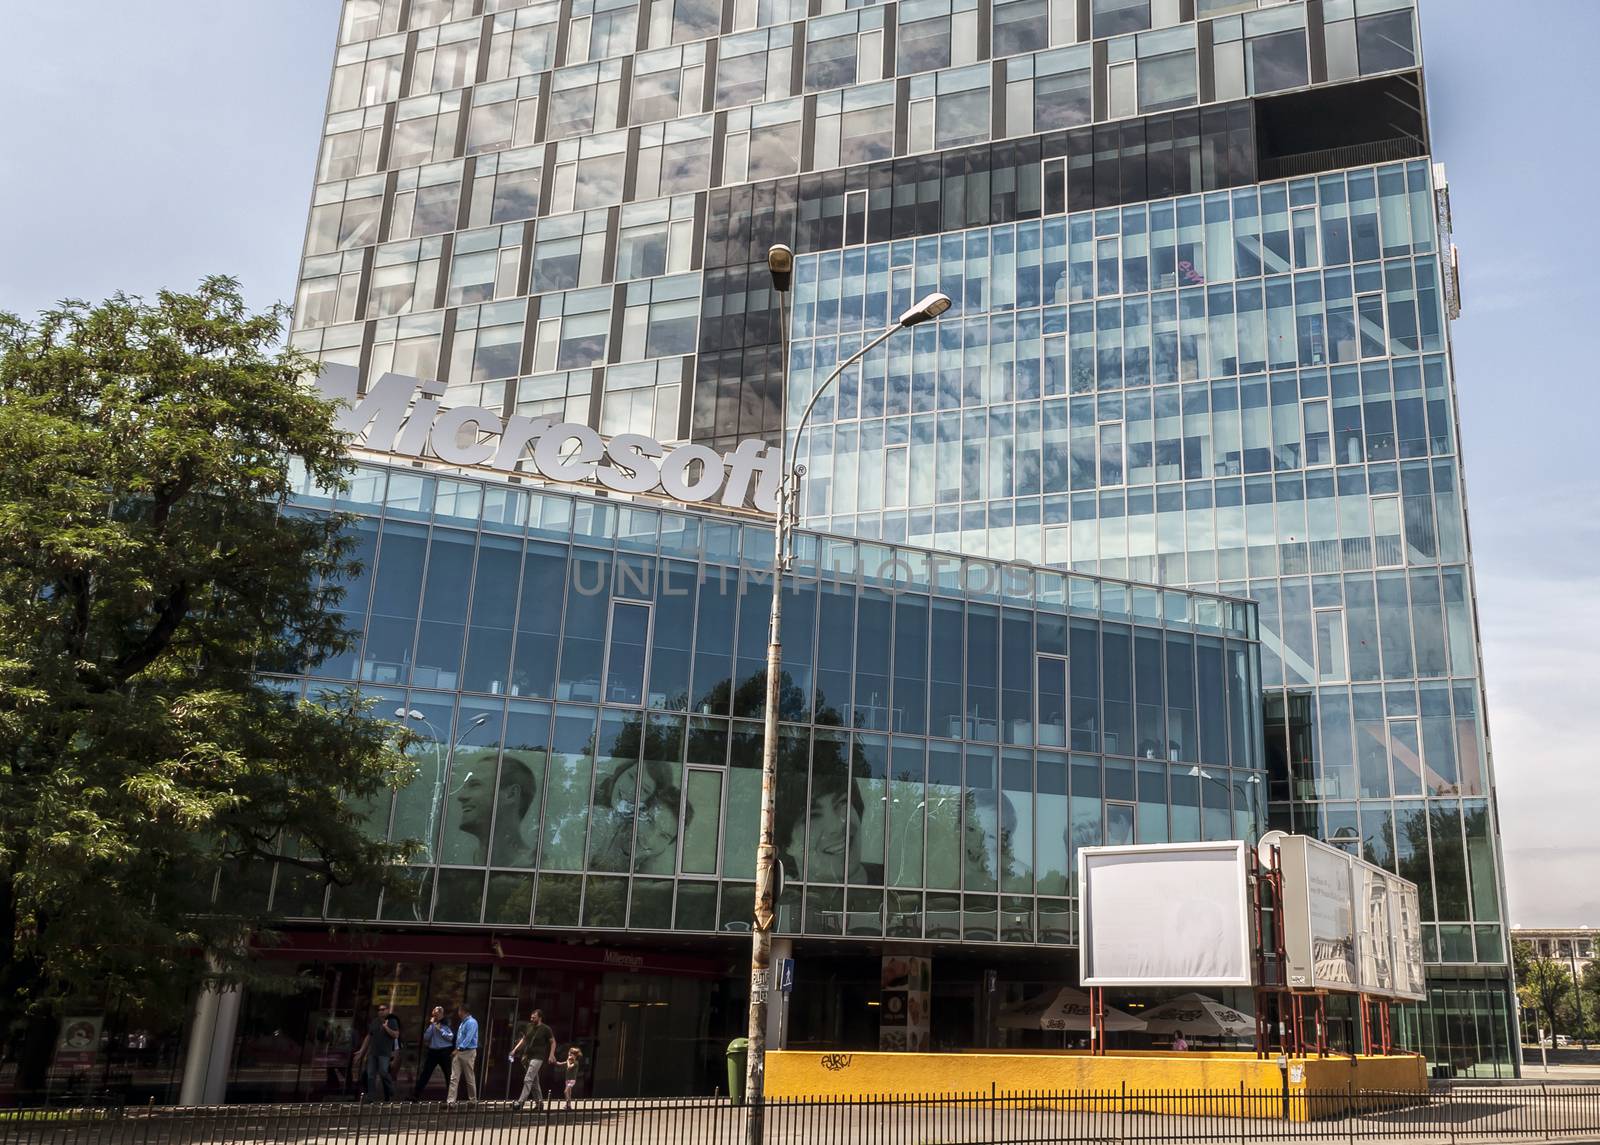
562,1046,584,1108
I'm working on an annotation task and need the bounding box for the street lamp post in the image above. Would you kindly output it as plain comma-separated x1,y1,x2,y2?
744,245,948,1145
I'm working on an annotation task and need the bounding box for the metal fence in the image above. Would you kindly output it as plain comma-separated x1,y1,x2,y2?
4,1086,1599,1145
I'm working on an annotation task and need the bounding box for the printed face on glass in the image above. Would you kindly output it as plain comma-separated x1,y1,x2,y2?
450,748,541,867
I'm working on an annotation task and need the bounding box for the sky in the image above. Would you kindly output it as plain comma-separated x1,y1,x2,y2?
1,2,1595,927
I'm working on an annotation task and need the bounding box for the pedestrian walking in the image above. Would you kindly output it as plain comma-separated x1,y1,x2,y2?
561,1047,584,1108
508,1008,556,1111
412,1005,455,1100
446,1003,479,1105
354,1004,400,1101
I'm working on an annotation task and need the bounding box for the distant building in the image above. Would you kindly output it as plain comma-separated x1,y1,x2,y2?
1513,928,1598,974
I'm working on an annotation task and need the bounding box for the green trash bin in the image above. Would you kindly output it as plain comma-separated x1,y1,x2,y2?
725,1038,750,1105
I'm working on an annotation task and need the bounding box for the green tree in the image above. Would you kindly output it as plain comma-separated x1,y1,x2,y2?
1513,939,1575,1044
0,279,414,1082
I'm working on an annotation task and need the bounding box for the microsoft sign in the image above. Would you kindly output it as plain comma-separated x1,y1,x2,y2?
318,364,781,514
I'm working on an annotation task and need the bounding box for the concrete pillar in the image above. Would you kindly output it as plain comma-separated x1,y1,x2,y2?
768,938,794,1049
178,977,243,1105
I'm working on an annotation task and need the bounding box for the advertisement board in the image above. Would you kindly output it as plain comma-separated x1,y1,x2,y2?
1080,841,1255,988
1388,880,1428,1000
1279,835,1357,991
1355,863,1395,995
1274,834,1424,999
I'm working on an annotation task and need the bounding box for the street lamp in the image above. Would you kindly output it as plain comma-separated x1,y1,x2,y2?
744,243,947,1143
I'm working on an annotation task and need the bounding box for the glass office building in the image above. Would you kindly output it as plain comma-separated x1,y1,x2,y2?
225,464,1259,1098
289,0,1511,1079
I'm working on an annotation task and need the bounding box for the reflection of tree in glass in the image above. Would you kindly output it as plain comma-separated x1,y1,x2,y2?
452,749,541,867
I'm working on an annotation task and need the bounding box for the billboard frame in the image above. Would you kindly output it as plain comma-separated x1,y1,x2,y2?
1079,840,1256,989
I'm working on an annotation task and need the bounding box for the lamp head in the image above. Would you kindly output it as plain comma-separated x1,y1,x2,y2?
898,292,951,327
767,243,794,292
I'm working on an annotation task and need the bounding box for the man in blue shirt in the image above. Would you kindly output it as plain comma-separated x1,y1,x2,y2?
412,1005,454,1100
447,1003,480,1105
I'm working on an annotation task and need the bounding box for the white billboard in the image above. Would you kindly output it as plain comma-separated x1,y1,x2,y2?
1355,863,1395,996
1273,834,1425,1000
1388,880,1427,1001
1080,842,1255,988
1279,835,1357,991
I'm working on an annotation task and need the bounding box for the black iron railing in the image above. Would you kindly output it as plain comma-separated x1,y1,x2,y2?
3,1085,1598,1145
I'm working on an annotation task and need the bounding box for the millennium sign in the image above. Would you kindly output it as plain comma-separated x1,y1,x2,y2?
317,365,780,514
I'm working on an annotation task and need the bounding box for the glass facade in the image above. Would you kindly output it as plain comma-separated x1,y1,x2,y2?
267,462,1260,945
287,0,1510,1082
784,158,1512,1072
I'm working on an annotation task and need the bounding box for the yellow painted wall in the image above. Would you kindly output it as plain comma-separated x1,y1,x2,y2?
767,1050,1426,1120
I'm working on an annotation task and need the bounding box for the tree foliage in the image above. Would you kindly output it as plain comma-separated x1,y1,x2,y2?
1513,939,1579,1041
0,279,414,1044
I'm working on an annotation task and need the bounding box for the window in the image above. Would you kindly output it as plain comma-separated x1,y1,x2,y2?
715,27,791,108
908,65,991,152
467,146,543,225
342,0,402,42
722,98,803,182
1037,654,1068,747
568,0,639,62
516,368,593,422
1315,607,1347,681
635,116,715,198
319,108,385,182
408,0,474,29
619,274,702,361
648,0,723,46
533,210,609,292
466,77,541,154
1242,7,1308,95
305,174,384,254
329,34,406,111
898,0,980,74
390,160,464,239
447,224,523,306
548,130,630,213
369,312,445,379
369,235,446,317
542,286,613,369
615,196,697,279
409,19,481,94
450,300,527,383
805,10,884,91
600,358,684,440
1136,26,1196,112
634,43,708,122
484,2,562,78
548,59,624,139
732,0,804,30
1357,3,1415,75
680,768,724,875
993,0,1048,59
812,82,896,168
390,93,463,169
1030,45,1091,131
1091,0,1148,37
296,251,364,329
1303,397,1332,466
604,601,652,705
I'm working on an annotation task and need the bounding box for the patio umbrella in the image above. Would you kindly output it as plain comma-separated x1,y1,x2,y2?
1138,993,1256,1038
997,987,1147,1032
